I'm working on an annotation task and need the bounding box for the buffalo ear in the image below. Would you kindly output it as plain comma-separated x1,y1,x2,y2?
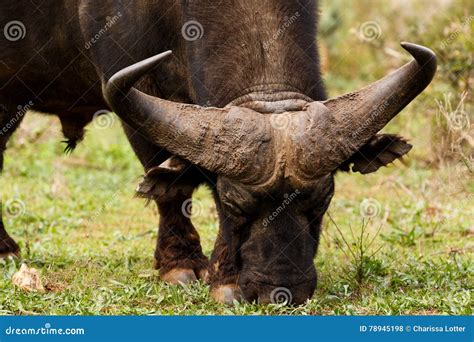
339,134,412,174
136,156,188,199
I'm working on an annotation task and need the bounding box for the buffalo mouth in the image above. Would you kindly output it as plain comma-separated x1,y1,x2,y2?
239,278,318,305
238,268,318,305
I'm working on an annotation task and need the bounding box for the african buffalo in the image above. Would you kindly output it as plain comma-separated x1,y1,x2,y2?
0,0,436,304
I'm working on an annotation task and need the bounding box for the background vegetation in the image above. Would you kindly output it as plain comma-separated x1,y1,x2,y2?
0,0,472,314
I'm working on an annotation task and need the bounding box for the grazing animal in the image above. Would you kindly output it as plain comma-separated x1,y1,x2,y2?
0,1,436,304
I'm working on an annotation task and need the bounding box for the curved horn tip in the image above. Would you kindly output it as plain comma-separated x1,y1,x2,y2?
143,50,173,66
109,50,173,84
105,50,173,106
400,42,437,75
130,50,173,70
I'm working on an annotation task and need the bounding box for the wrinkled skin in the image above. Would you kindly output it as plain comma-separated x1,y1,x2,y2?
0,0,435,304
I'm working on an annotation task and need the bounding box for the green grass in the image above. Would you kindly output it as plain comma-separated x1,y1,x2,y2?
0,0,472,316
0,110,471,315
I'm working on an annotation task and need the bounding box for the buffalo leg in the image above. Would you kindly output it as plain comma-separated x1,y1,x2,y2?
123,124,208,284
208,231,243,304
0,103,23,257
153,184,209,284
0,207,19,257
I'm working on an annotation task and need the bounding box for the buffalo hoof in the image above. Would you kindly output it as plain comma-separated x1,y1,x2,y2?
210,284,244,305
0,236,20,258
197,268,209,283
160,268,197,285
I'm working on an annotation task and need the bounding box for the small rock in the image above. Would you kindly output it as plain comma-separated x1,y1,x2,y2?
12,264,45,292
